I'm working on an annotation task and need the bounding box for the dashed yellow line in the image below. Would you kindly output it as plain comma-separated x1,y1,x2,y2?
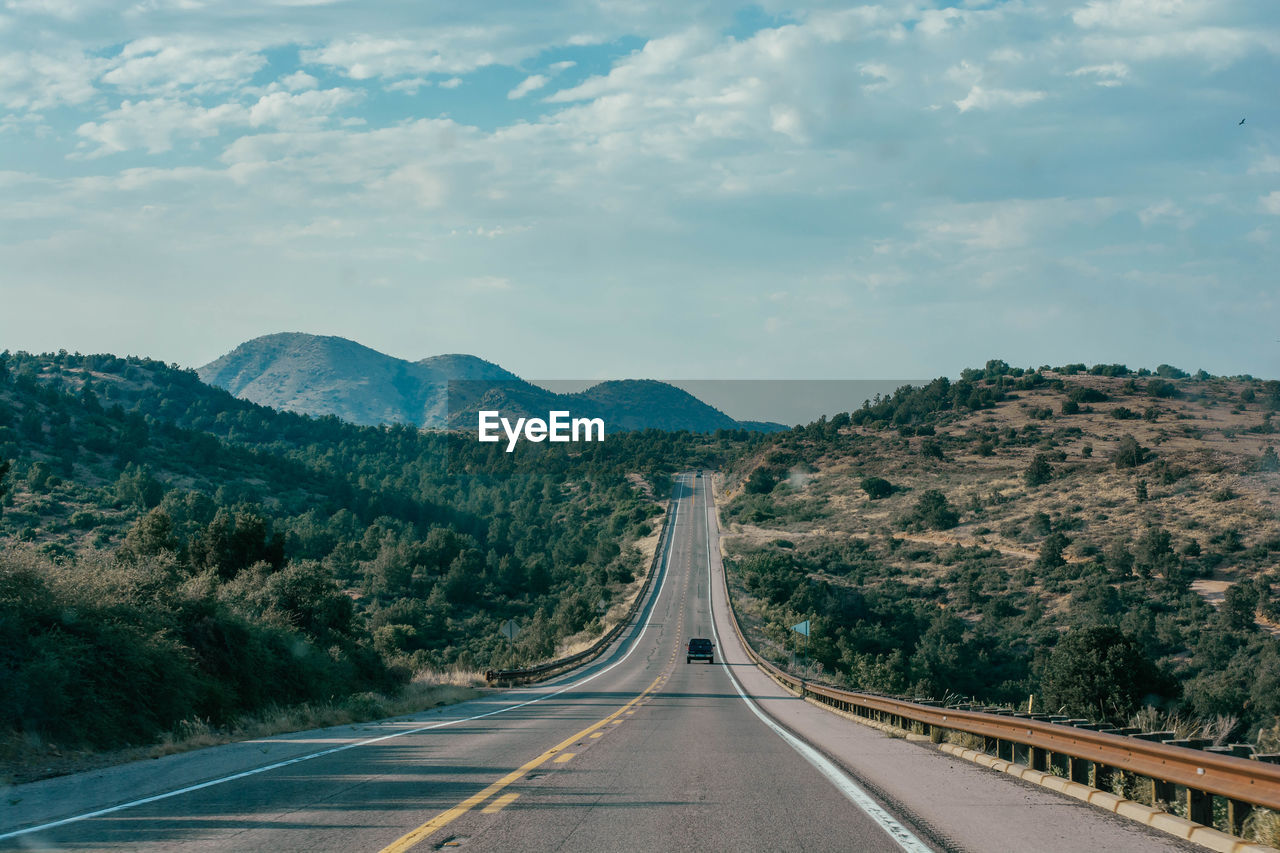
553,752,575,764
480,793,520,814
377,674,663,853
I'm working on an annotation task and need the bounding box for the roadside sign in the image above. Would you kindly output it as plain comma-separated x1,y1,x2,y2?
500,619,521,641
791,620,810,637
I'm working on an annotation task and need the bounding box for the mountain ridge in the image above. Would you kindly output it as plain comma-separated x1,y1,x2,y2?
198,333,784,433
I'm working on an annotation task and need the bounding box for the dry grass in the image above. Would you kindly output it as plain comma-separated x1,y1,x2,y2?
1128,706,1240,744
945,730,986,751
724,373,1280,627
0,676,481,786
1244,808,1280,846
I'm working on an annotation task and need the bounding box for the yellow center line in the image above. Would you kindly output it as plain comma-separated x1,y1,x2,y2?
377,674,664,853
480,793,520,814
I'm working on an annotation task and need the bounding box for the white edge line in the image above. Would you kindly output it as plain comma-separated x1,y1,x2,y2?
0,480,686,843
700,476,932,853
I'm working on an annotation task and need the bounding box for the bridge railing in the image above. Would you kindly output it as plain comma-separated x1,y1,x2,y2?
721,564,1280,836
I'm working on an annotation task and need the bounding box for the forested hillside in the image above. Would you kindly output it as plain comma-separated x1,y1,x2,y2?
0,349,756,768
720,361,1280,745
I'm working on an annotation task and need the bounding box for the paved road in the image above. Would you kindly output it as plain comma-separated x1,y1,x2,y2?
2,474,1197,852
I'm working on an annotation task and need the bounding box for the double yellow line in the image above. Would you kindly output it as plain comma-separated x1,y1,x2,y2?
378,673,665,852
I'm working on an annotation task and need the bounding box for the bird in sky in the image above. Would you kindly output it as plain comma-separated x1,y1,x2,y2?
1239,117,1246,125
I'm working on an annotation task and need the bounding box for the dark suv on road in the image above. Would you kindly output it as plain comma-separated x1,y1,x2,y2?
686,638,715,664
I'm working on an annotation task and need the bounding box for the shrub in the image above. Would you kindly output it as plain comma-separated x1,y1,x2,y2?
911,490,959,530
860,477,892,500
1112,435,1148,469
1037,532,1071,568
744,467,778,494
1024,454,1053,487
1040,626,1171,723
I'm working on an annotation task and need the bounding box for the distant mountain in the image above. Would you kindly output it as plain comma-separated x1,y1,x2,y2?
199,333,785,433
569,380,739,432
198,333,523,427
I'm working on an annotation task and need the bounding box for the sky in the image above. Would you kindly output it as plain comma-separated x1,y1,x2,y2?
1,0,1278,381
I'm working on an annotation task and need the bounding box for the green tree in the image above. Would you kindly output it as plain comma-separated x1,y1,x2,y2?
0,457,9,516
1038,532,1071,569
189,506,285,580
1134,526,1174,579
1222,582,1260,631
745,468,778,494
122,508,179,558
860,476,892,500
1112,435,1148,469
912,490,958,530
1040,626,1170,722
114,464,163,510
1105,540,1135,577
1024,454,1053,487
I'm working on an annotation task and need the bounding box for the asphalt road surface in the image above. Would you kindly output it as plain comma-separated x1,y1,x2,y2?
2,473,1198,852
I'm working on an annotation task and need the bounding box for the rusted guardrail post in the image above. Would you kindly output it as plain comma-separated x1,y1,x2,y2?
1227,799,1253,836
1185,787,1213,826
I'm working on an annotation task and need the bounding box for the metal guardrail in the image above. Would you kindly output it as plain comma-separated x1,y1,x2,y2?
484,494,676,685
722,564,1280,833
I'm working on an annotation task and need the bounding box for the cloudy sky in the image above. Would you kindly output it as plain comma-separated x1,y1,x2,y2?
1,0,1277,380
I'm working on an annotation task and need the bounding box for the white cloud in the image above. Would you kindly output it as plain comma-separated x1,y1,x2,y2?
247,88,362,130
0,50,103,110
73,87,359,155
102,38,267,95
386,77,430,94
1081,27,1280,66
1261,191,1280,215
918,8,963,37
768,104,806,141
281,70,318,91
507,74,548,99
1069,62,1130,86
913,198,1116,253
466,275,512,290
1072,0,1210,30
439,77,463,89
858,62,893,91
954,85,1046,112
4,0,85,20
301,35,501,80
76,98,247,155
1249,154,1280,175
1138,200,1193,228
548,60,576,72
